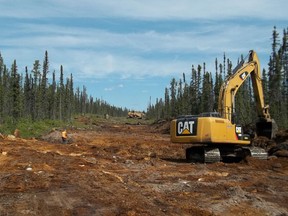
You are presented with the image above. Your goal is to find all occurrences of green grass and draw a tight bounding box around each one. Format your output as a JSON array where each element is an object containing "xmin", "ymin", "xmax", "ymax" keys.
[
  {"xmin": 0, "ymin": 119, "xmax": 67, "ymax": 139},
  {"xmin": 0, "ymin": 115, "xmax": 156, "ymax": 139}
]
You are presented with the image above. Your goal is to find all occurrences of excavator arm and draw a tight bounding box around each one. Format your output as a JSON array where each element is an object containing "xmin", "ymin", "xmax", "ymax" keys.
[{"xmin": 218, "ymin": 50, "xmax": 276, "ymax": 138}]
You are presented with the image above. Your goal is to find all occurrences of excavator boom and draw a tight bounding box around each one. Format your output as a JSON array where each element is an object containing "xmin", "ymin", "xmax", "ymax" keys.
[{"xmin": 218, "ymin": 50, "xmax": 277, "ymax": 139}]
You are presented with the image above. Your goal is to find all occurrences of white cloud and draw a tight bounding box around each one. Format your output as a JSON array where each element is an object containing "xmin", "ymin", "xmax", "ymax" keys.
[
  {"xmin": 0, "ymin": 0, "xmax": 286, "ymax": 91},
  {"xmin": 104, "ymin": 87, "xmax": 113, "ymax": 91},
  {"xmin": 1, "ymin": 20, "xmax": 275, "ymax": 81},
  {"xmin": 0, "ymin": 30, "xmax": 275, "ymax": 89},
  {"xmin": 1, "ymin": 0, "xmax": 287, "ymax": 20},
  {"xmin": 103, "ymin": 83, "xmax": 124, "ymax": 92},
  {"xmin": 0, "ymin": 0, "xmax": 286, "ymax": 110}
]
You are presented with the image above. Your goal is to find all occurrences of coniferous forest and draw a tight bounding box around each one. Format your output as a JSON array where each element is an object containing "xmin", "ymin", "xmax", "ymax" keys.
[
  {"xmin": 0, "ymin": 50, "xmax": 128, "ymax": 126},
  {"xmin": 146, "ymin": 27, "xmax": 288, "ymax": 129},
  {"xmin": 1, "ymin": 27, "xmax": 287, "ymax": 131}
]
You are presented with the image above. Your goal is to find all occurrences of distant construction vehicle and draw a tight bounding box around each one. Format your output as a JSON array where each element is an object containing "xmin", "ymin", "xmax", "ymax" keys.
[{"xmin": 128, "ymin": 111, "xmax": 145, "ymax": 119}]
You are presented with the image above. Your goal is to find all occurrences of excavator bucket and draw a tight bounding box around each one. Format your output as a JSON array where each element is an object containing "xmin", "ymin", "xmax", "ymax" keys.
[{"xmin": 256, "ymin": 119, "xmax": 278, "ymax": 139}]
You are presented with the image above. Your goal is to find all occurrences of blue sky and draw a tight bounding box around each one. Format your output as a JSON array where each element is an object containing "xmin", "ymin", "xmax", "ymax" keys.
[{"xmin": 0, "ymin": 0, "xmax": 287, "ymax": 111}]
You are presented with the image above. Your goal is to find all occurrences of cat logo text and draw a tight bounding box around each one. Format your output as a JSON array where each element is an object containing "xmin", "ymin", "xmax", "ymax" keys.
[{"xmin": 176, "ymin": 119, "xmax": 197, "ymax": 136}]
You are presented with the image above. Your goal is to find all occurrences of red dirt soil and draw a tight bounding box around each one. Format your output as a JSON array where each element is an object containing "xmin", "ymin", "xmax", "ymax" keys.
[{"xmin": 0, "ymin": 120, "xmax": 287, "ymax": 215}]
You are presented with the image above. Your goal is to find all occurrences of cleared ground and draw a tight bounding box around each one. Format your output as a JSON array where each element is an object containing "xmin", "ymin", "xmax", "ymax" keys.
[{"xmin": 0, "ymin": 118, "xmax": 287, "ymax": 215}]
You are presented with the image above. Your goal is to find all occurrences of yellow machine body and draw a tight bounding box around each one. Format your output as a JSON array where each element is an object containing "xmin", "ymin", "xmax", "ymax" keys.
[{"xmin": 170, "ymin": 116, "xmax": 250, "ymax": 145}]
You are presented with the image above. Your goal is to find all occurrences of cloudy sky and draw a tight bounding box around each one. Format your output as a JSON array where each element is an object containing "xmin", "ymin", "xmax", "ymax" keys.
[{"xmin": 0, "ymin": 0, "xmax": 287, "ymax": 111}]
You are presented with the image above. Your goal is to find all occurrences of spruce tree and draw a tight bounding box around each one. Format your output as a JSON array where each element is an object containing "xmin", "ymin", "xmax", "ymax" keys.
[
  {"xmin": 164, "ymin": 87, "xmax": 170, "ymax": 119},
  {"xmin": 24, "ymin": 66, "xmax": 32, "ymax": 118},
  {"xmin": 190, "ymin": 65, "xmax": 197, "ymax": 114},
  {"xmin": 32, "ymin": 60, "xmax": 41, "ymax": 120},
  {"xmin": 10, "ymin": 60, "xmax": 21, "ymax": 121},
  {"xmin": 170, "ymin": 78, "xmax": 177, "ymax": 117}
]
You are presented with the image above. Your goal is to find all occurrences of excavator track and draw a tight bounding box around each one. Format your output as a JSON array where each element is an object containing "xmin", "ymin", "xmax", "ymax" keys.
[
  {"xmin": 186, "ymin": 146, "xmax": 221, "ymax": 163},
  {"xmin": 243, "ymin": 146, "xmax": 268, "ymax": 160},
  {"xmin": 204, "ymin": 147, "xmax": 221, "ymax": 163},
  {"xmin": 186, "ymin": 145, "xmax": 267, "ymax": 163}
]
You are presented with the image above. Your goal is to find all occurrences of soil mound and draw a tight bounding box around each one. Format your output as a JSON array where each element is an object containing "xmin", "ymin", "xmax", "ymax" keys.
[{"xmin": 252, "ymin": 129, "xmax": 288, "ymax": 157}]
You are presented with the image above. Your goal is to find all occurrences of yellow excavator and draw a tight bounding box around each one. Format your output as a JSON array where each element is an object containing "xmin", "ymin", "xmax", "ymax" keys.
[{"xmin": 170, "ymin": 50, "xmax": 277, "ymax": 163}]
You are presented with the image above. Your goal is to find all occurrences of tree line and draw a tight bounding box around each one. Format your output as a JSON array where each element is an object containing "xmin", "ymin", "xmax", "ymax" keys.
[
  {"xmin": 0, "ymin": 51, "xmax": 128, "ymax": 125},
  {"xmin": 147, "ymin": 26, "xmax": 288, "ymax": 129}
]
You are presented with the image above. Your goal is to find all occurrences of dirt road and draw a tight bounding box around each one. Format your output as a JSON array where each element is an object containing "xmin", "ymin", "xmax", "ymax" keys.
[{"xmin": 0, "ymin": 121, "xmax": 287, "ymax": 215}]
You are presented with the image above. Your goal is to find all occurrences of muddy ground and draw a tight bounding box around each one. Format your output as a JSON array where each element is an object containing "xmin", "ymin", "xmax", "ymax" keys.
[{"xmin": 0, "ymin": 119, "xmax": 287, "ymax": 216}]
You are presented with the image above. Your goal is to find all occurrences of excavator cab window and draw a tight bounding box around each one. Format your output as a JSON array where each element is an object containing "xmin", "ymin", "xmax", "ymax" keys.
[
  {"xmin": 177, "ymin": 115, "xmax": 198, "ymax": 119},
  {"xmin": 199, "ymin": 112, "xmax": 221, "ymax": 118}
]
